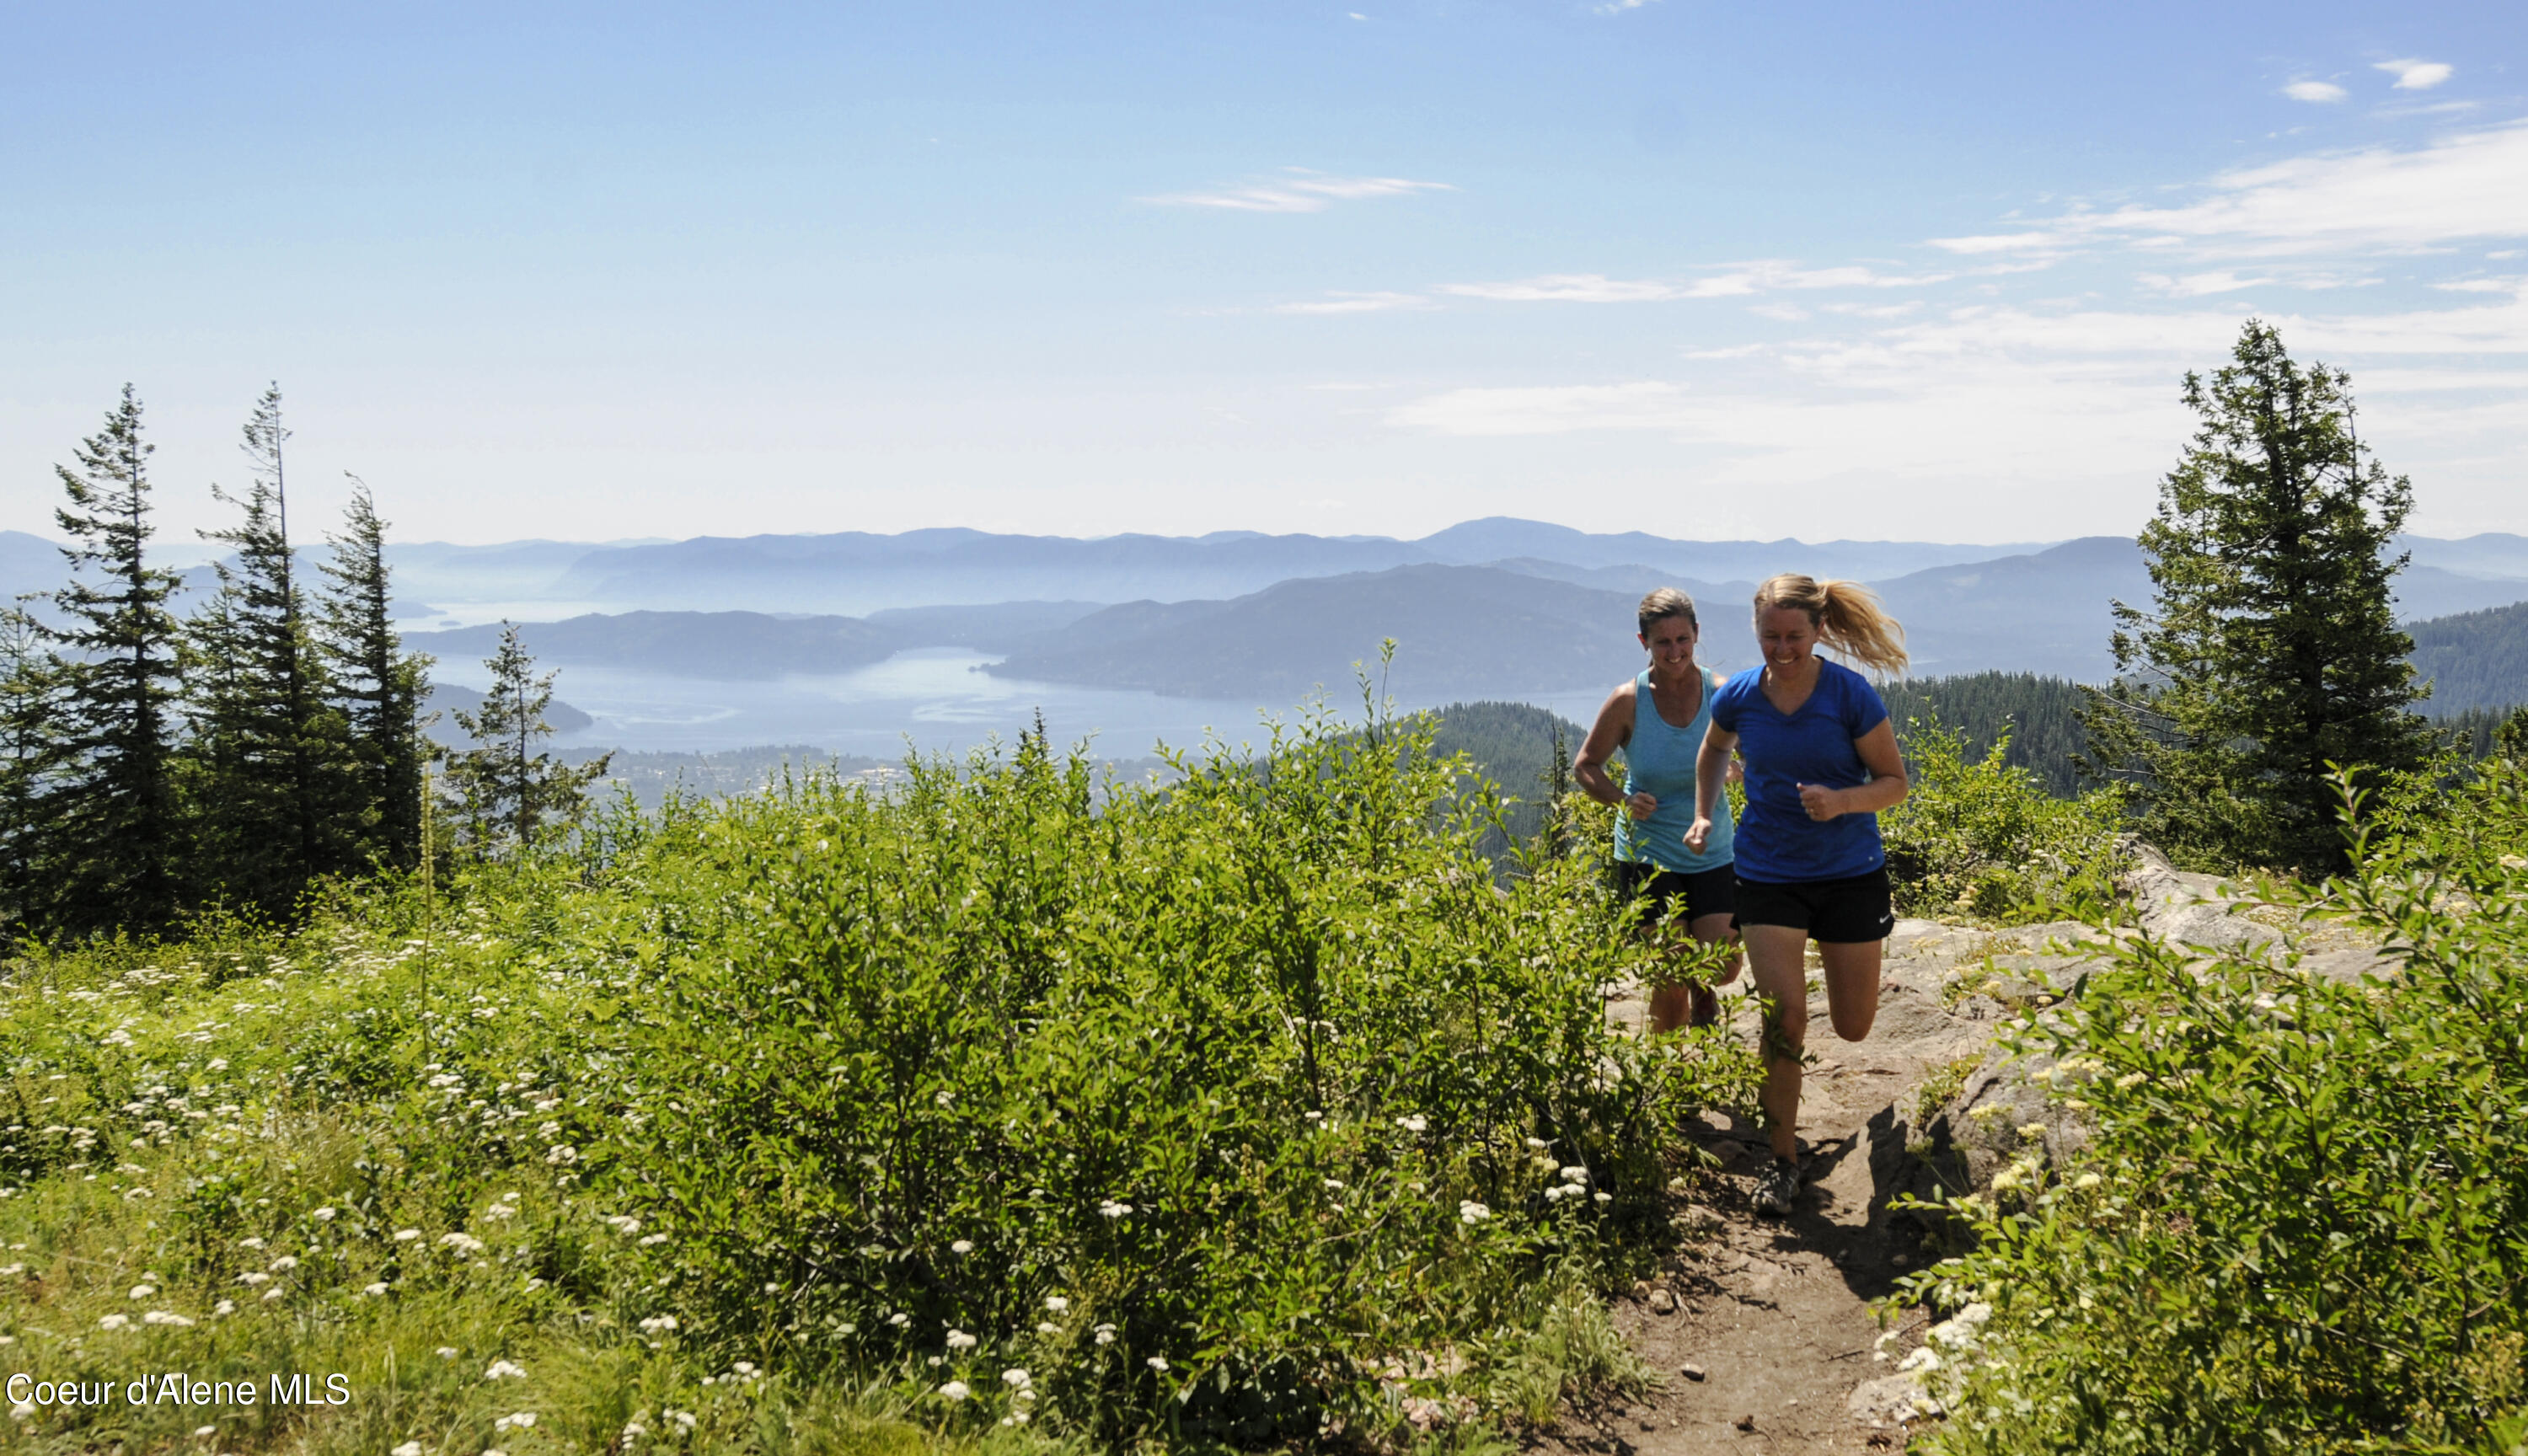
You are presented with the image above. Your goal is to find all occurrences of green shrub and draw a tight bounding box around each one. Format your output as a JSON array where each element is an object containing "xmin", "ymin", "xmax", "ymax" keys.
[
  {"xmin": 1882, "ymin": 721, "xmax": 2127, "ymax": 924},
  {"xmin": 1895, "ymin": 761, "xmax": 2528, "ymax": 1454},
  {"xmin": 619, "ymin": 704, "xmax": 1754, "ymax": 1445},
  {"xmin": 0, "ymin": 696, "xmax": 1757, "ymax": 1453}
]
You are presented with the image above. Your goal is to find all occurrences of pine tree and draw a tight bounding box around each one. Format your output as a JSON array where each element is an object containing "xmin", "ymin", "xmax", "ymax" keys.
[
  {"xmin": 0, "ymin": 607, "xmax": 65, "ymax": 943},
  {"xmin": 2081, "ymin": 320, "xmax": 2433, "ymax": 874},
  {"xmin": 184, "ymin": 386, "xmax": 363, "ymax": 918},
  {"xmin": 442, "ymin": 624, "xmax": 610, "ymax": 858},
  {"xmin": 319, "ymin": 474, "xmax": 431, "ymax": 871},
  {"xmin": 46, "ymin": 385, "xmax": 188, "ymax": 934}
]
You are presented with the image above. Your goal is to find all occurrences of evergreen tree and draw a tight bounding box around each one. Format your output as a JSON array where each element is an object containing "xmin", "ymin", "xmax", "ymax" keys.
[
  {"xmin": 0, "ymin": 606, "xmax": 65, "ymax": 943},
  {"xmin": 319, "ymin": 474, "xmax": 431, "ymax": 871},
  {"xmin": 45, "ymin": 385, "xmax": 187, "ymax": 934},
  {"xmin": 2081, "ymin": 320, "xmax": 2433, "ymax": 873},
  {"xmin": 184, "ymin": 385, "xmax": 363, "ymax": 918},
  {"xmin": 442, "ymin": 624, "xmax": 610, "ymax": 858}
]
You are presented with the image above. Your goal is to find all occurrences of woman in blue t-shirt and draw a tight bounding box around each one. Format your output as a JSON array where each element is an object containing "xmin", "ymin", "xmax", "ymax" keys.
[
  {"xmin": 1574, "ymin": 588, "xmax": 1740, "ymax": 1032},
  {"xmin": 1684, "ymin": 574, "xmax": 1910, "ymax": 1216}
]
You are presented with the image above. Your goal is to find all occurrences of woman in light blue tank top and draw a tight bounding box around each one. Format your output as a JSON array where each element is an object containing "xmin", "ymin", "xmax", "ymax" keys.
[{"xmin": 1573, "ymin": 588, "xmax": 1742, "ymax": 1032}]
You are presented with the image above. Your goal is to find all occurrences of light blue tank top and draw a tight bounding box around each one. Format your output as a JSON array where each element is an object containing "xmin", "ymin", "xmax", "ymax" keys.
[{"xmin": 1614, "ymin": 667, "xmax": 1734, "ymax": 874}]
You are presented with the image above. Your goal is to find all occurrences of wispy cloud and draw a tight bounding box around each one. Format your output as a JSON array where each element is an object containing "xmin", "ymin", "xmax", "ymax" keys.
[
  {"xmin": 1272, "ymin": 292, "xmax": 1433, "ymax": 315},
  {"xmin": 1930, "ymin": 120, "xmax": 2528, "ymax": 259},
  {"xmin": 1593, "ymin": 0, "xmax": 1654, "ymax": 12},
  {"xmin": 2136, "ymin": 270, "xmax": 2274, "ymax": 297},
  {"xmin": 1438, "ymin": 262, "xmax": 1947, "ymax": 302},
  {"xmin": 2284, "ymin": 80, "xmax": 2349, "ymax": 104},
  {"xmin": 1147, "ymin": 169, "xmax": 1454, "ymax": 214},
  {"xmin": 2375, "ymin": 58, "xmax": 2454, "ymax": 91}
]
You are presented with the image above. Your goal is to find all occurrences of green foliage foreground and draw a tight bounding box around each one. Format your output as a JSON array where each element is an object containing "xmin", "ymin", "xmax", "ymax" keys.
[
  {"xmin": 0, "ymin": 705, "xmax": 1758, "ymax": 1453},
  {"xmin": 1903, "ymin": 759, "xmax": 2528, "ymax": 1455}
]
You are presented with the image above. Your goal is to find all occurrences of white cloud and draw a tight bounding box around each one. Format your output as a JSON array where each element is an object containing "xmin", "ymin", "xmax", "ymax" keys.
[
  {"xmin": 2136, "ymin": 270, "xmax": 2274, "ymax": 297},
  {"xmin": 1931, "ymin": 121, "xmax": 2528, "ymax": 259},
  {"xmin": 1438, "ymin": 262, "xmax": 1947, "ymax": 302},
  {"xmin": 1147, "ymin": 169, "xmax": 1454, "ymax": 214},
  {"xmin": 1381, "ymin": 285, "xmax": 2528, "ymax": 527},
  {"xmin": 1272, "ymin": 291, "xmax": 1433, "ymax": 315},
  {"xmin": 2284, "ymin": 80, "xmax": 2349, "ymax": 104},
  {"xmin": 2375, "ymin": 58, "xmax": 2453, "ymax": 91},
  {"xmin": 1594, "ymin": 0, "xmax": 1653, "ymax": 12}
]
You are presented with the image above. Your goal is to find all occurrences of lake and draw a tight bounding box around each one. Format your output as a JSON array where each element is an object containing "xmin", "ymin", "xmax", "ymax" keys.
[{"xmin": 432, "ymin": 647, "xmax": 1612, "ymax": 759}]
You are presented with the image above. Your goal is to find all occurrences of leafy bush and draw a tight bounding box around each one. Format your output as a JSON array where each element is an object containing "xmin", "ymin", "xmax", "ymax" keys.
[
  {"xmin": 0, "ymin": 698, "xmax": 1756, "ymax": 1453},
  {"xmin": 1896, "ymin": 762, "xmax": 2528, "ymax": 1454},
  {"xmin": 1881, "ymin": 721, "xmax": 2128, "ymax": 924},
  {"xmin": 620, "ymin": 704, "xmax": 1754, "ymax": 1444}
]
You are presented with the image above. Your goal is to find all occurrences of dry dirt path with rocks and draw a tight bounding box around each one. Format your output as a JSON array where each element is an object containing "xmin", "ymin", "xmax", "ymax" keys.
[
  {"xmin": 1551, "ymin": 856, "xmax": 2391, "ymax": 1455},
  {"xmin": 1551, "ymin": 918, "xmax": 2113, "ymax": 1455}
]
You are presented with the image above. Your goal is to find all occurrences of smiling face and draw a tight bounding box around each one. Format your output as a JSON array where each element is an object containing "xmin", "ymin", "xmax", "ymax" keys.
[
  {"xmin": 1638, "ymin": 613, "xmax": 1700, "ymax": 677},
  {"xmin": 1754, "ymin": 604, "xmax": 1819, "ymax": 672}
]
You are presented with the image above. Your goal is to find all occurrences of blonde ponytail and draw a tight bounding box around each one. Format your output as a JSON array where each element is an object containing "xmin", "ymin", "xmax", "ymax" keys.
[{"xmin": 1752, "ymin": 574, "xmax": 1909, "ymax": 676}]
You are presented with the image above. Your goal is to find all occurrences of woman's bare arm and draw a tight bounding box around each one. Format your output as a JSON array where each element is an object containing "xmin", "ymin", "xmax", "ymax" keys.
[
  {"xmin": 1684, "ymin": 722, "xmax": 1738, "ymax": 852},
  {"xmin": 1572, "ymin": 684, "xmax": 1652, "ymax": 816},
  {"xmin": 1795, "ymin": 718, "xmax": 1909, "ymax": 821}
]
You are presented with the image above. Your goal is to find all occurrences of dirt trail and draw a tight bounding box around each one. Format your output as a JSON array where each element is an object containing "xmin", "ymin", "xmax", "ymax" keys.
[{"xmin": 1561, "ymin": 918, "xmax": 2091, "ymax": 1453}]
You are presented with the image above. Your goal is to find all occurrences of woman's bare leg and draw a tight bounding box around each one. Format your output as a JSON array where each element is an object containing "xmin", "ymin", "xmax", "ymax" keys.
[
  {"xmin": 1741, "ymin": 923, "xmax": 1811, "ymax": 1160},
  {"xmin": 1652, "ymin": 912, "xmax": 1743, "ymax": 1033},
  {"xmin": 1817, "ymin": 939, "xmax": 1883, "ymax": 1041},
  {"xmin": 1685, "ymin": 912, "xmax": 1740, "ymax": 1027}
]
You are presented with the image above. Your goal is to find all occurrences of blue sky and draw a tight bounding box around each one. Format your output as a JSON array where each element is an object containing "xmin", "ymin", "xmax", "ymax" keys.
[{"xmin": 3, "ymin": 1, "xmax": 2524, "ymax": 547}]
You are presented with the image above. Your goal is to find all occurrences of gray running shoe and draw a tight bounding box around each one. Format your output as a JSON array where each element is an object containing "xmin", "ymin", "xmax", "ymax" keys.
[{"xmin": 1752, "ymin": 1157, "xmax": 1801, "ymax": 1216}]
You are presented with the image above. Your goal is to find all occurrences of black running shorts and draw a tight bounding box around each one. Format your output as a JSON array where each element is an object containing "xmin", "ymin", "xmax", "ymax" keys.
[
  {"xmin": 1733, "ymin": 865, "xmax": 1895, "ymax": 944},
  {"xmin": 1613, "ymin": 859, "xmax": 1737, "ymax": 931}
]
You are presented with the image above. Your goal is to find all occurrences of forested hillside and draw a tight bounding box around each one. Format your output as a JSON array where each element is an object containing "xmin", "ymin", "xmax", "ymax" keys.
[
  {"xmin": 1882, "ymin": 672, "xmax": 2091, "ymax": 796},
  {"xmin": 2409, "ymin": 598, "xmax": 2528, "ymax": 713}
]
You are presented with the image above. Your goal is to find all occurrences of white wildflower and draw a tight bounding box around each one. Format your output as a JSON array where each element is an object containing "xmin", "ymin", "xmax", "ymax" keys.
[
  {"xmin": 494, "ymin": 1412, "xmax": 538, "ymax": 1431},
  {"xmin": 1459, "ymin": 1201, "xmax": 1492, "ymax": 1223},
  {"xmin": 1524, "ymin": 1137, "xmax": 1549, "ymax": 1151},
  {"xmin": 1097, "ymin": 1200, "xmax": 1132, "ymax": 1218},
  {"xmin": 130, "ymin": 1283, "xmax": 157, "ymax": 1299},
  {"xmin": 393, "ymin": 1228, "xmax": 420, "ymax": 1242},
  {"xmin": 436, "ymin": 1347, "xmax": 458, "ymax": 1358},
  {"xmin": 945, "ymin": 1329, "xmax": 977, "ymax": 1351},
  {"xmin": 212, "ymin": 1299, "xmax": 237, "ymax": 1316},
  {"xmin": 1896, "ymin": 1346, "xmax": 1942, "ymax": 1373},
  {"xmin": 237, "ymin": 1271, "xmax": 272, "ymax": 1286},
  {"xmin": 1558, "ymin": 1166, "xmax": 1588, "ymax": 1184},
  {"xmin": 394, "ymin": 1443, "xmax": 424, "ymax": 1456},
  {"xmin": 439, "ymin": 1233, "xmax": 485, "ymax": 1255},
  {"xmin": 239, "ymin": 1237, "xmax": 266, "ymax": 1250},
  {"xmin": 269, "ymin": 1255, "xmax": 299, "ymax": 1271},
  {"xmin": 365, "ymin": 1282, "xmax": 390, "ymax": 1297},
  {"xmin": 312, "ymin": 1207, "xmax": 337, "ymax": 1221},
  {"xmin": 485, "ymin": 1359, "xmax": 527, "ymax": 1380},
  {"xmin": 481, "ymin": 1203, "xmax": 517, "ymax": 1222},
  {"xmin": 142, "ymin": 1310, "xmax": 194, "ymax": 1326},
  {"xmin": 637, "ymin": 1233, "xmax": 669, "ymax": 1246},
  {"xmin": 1002, "ymin": 1368, "xmax": 1031, "ymax": 1387},
  {"xmin": 950, "ymin": 1239, "xmax": 973, "ymax": 1254},
  {"xmin": 1396, "ymin": 1115, "xmax": 1427, "ymax": 1133},
  {"xmin": 937, "ymin": 1381, "xmax": 970, "ymax": 1401},
  {"xmin": 1044, "ymin": 1295, "xmax": 1070, "ymax": 1314},
  {"xmin": 98, "ymin": 1314, "xmax": 131, "ymax": 1330},
  {"xmin": 1147, "ymin": 1356, "xmax": 1169, "ymax": 1372}
]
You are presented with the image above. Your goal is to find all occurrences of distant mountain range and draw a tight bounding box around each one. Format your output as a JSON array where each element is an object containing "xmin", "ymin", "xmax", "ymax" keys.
[{"xmin": 10, "ymin": 520, "xmax": 2528, "ymax": 725}]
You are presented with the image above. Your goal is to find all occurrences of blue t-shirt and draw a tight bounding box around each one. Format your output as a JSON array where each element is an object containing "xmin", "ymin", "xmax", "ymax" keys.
[{"xmin": 1708, "ymin": 658, "xmax": 1891, "ymax": 883}]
